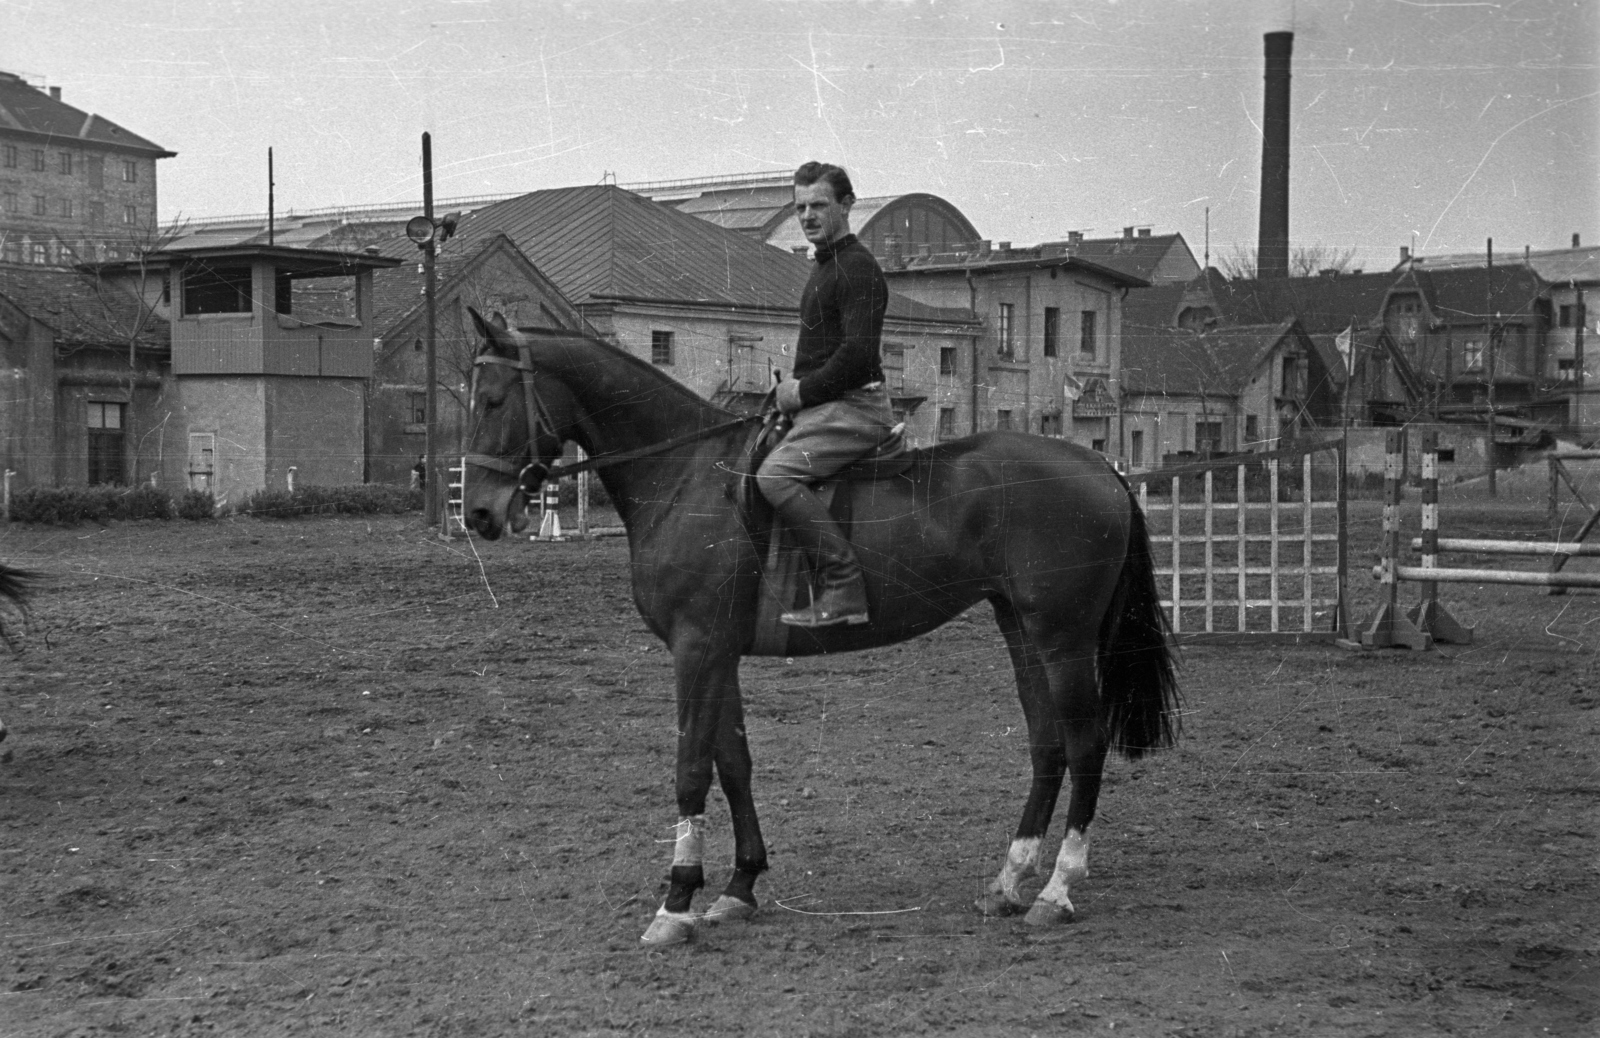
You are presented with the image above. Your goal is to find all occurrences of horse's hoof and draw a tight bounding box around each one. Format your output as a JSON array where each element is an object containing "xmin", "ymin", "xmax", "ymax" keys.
[
  {"xmin": 701, "ymin": 895, "xmax": 758, "ymax": 924},
  {"xmin": 1023, "ymin": 900, "xmax": 1074, "ymax": 926},
  {"xmin": 639, "ymin": 909, "xmax": 696, "ymax": 946},
  {"xmin": 974, "ymin": 891, "xmax": 1025, "ymax": 917}
]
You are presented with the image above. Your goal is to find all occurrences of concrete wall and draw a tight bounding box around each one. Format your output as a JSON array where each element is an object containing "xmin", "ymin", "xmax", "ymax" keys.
[
  {"xmin": 1343, "ymin": 425, "xmax": 1493, "ymax": 485},
  {"xmin": 175, "ymin": 376, "xmax": 267, "ymax": 507}
]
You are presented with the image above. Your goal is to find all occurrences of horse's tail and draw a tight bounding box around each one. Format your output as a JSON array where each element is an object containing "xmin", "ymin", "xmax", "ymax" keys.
[
  {"xmin": 1097, "ymin": 493, "xmax": 1180, "ymax": 759},
  {"xmin": 0, "ymin": 563, "xmax": 36, "ymax": 650}
]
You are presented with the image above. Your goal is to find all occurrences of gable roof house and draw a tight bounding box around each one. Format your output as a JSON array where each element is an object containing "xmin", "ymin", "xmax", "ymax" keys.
[
  {"xmin": 1119, "ymin": 315, "xmax": 1325, "ymax": 468},
  {"xmin": 0, "ymin": 262, "xmax": 175, "ymax": 490}
]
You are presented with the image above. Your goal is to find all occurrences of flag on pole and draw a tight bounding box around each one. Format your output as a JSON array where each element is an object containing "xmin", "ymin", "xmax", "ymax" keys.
[
  {"xmin": 1063, "ymin": 373, "xmax": 1084, "ymax": 402},
  {"xmin": 1335, "ymin": 325, "xmax": 1354, "ymax": 374}
]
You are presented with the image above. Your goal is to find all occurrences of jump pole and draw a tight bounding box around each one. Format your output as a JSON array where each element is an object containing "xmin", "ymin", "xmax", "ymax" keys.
[
  {"xmin": 1406, "ymin": 430, "xmax": 1474, "ymax": 644},
  {"xmin": 1359, "ymin": 430, "xmax": 1432, "ymax": 649}
]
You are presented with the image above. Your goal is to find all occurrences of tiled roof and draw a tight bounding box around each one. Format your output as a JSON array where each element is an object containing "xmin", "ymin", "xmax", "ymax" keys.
[
  {"xmin": 1524, "ymin": 246, "xmax": 1600, "ymax": 285},
  {"xmin": 1403, "ymin": 265, "xmax": 1547, "ymax": 320},
  {"xmin": 1206, "ymin": 271, "xmax": 1398, "ymax": 334},
  {"xmin": 0, "ymin": 72, "xmax": 174, "ymax": 156},
  {"xmin": 0, "ymin": 263, "xmax": 168, "ymax": 346},
  {"xmin": 1122, "ymin": 320, "xmax": 1295, "ymax": 396},
  {"xmin": 1046, "ymin": 234, "xmax": 1196, "ymax": 283},
  {"xmin": 449, "ymin": 186, "xmax": 974, "ymax": 324}
]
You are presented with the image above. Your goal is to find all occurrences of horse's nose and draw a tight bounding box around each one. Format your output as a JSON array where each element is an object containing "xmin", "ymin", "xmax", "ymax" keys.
[{"xmin": 467, "ymin": 508, "xmax": 502, "ymax": 540}]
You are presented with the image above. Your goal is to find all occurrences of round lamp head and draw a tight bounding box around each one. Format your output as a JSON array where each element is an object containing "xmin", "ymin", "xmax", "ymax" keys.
[{"xmin": 405, "ymin": 216, "xmax": 435, "ymax": 245}]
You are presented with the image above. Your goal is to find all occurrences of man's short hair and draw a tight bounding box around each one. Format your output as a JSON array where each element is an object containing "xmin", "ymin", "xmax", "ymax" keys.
[{"xmin": 793, "ymin": 162, "xmax": 854, "ymax": 203}]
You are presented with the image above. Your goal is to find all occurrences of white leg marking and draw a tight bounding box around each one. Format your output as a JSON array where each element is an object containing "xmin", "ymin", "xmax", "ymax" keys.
[
  {"xmin": 986, "ymin": 836, "xmax": 1042, "ymax": 905},
  {"xmin": 1036, "ymin": 827, "xmax": 1090, "ymax": 911},
  {"xmin": 671, "ymin": 814, "xmax": 706, "ymax": 867}
]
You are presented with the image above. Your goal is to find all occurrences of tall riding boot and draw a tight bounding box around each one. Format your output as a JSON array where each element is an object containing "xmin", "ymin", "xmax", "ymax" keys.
[{"xmin": 768, "ymin": 484, "xmax": 870, "ymax": 627}]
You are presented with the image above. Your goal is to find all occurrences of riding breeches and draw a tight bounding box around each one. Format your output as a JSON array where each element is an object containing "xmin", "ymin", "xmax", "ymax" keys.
[{"xmin": 755, "ymin": 387, "xmax": 896, "ymax": 508}]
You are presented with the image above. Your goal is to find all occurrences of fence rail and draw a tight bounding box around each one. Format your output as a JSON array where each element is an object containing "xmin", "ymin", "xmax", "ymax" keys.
[{"xmin": 1129, "ymin": 438, "xmax": 1348, "ymax": 643}]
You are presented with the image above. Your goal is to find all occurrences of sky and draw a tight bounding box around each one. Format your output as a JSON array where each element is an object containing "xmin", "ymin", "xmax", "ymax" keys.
[{"xmin": 4, "ymin": 0, "xmax": 1596, "ymax": 272}]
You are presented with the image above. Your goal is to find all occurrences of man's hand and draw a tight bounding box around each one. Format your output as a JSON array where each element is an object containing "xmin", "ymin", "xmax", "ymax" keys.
[{"xmin": 776, "ymin": 377, "xmax": 805, "ymax": 415}]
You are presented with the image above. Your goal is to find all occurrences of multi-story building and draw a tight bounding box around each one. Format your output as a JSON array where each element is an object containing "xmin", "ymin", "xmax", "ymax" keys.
[{"xmin": 0, "ymin": 71, "xmax": 176, "ymax": 266}]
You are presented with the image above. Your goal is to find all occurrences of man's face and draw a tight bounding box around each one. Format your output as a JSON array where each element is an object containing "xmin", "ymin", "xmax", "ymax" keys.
[{"xmin": 794, "ymin": 182, "xmax": 853, "ymax": 247}]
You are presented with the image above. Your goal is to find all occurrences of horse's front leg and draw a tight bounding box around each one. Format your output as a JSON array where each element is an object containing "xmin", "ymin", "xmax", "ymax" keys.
[{"xmin": 640, "ymin": 632, "xmax": 763, "ymax": 945}]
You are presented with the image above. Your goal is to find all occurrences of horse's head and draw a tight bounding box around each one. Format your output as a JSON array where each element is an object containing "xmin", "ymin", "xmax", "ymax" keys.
[{"xmin": 463, "ymin": 308, "xmax": 572, "ymax": 539}]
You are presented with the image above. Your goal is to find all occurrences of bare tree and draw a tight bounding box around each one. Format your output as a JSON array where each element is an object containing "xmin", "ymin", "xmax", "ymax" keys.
[
  {"xmin": 1218, "ymin": 244, "xmax": 1358, "ymax": 280},
  {"xmin": 63, "ymin": 216, "xmax": 189, "ymax": 485}
]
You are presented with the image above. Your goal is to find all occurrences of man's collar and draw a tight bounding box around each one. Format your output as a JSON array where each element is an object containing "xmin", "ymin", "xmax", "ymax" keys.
[{"xmin": 814, "ymin": 234, "xmax": 858, "ymax": 262}]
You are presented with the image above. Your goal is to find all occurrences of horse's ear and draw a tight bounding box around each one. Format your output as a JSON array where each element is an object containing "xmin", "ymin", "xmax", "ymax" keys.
[{"xmin": 468, "ymin": 306, "xmax": 504, "ymax": 341}]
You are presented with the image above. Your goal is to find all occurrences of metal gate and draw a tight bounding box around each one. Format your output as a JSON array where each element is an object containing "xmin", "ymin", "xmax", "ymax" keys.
[{"xmin": 1127, "ymin": 438, "xmax": 1348, "ymax": 643}]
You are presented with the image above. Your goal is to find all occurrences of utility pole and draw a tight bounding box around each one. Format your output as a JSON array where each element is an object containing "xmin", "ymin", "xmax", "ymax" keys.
[
  {"xmin": 1575, "ymin": 285, "xmax": 1587, "ymax": 432},
  {"xmin": 422, "ymin": 133, "xmax": 440, "ymax": 527},
  {"xmin": 1486, "ymin": 238, "xmax": 1496, "ymax": 499}
]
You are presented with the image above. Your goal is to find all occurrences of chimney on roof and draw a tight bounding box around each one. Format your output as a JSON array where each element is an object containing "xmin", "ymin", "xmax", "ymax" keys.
[
  {"xmin": 1067, "ymin": 231, "xmax": 1082, "ymax": 250},
  {"xmin": 791, "ymin": 245, "xmax": 809, "ymax": 256},
  {"xmin": 49, "ymin": 86, "xmax": 61, "ymax": 101},
  {"xmin": 1575, "ymin": 233, "xmax": 1582, "ymax": 249},
  {"xmin": 1399, "ymin": 245, "xmax": 1410, "ymax": 264},
  {"xmin": 1138, "ymin": 228, "xmax": 1151, "ymax": 238},
  {"xmin": 1122, "ymin": 227, "xmax": 1134, "ymax": 240},
  {"xmin": 1258, "ymin": 31, "xmax": 1293, "ymax": 281},
  {"xmin": 996, "ymin": 241, "xmax": 1010, "ymax": 253},
  {"xmin": 977, "ymin": 240, "xmax": 992, "ymax": 259}
]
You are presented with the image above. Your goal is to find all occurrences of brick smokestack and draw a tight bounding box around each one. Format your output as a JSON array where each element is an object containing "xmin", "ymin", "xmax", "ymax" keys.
[{"xmin": 1257, "ymin": 31, "xmax": 1292, "ymax": 281}]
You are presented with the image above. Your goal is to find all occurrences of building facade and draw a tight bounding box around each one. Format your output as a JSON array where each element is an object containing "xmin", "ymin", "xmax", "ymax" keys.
[{"xmin": 0, "ymin": 71, "xmax": 175, "ymax": 268}]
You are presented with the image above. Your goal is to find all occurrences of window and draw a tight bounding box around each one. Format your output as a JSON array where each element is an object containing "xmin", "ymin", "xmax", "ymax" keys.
[
  {"xmin": 122, "ymin": 160, "xmax": 138, "ymax": 183},
  {"xmin": 1, "ymin": 144, "xmax": 15, "ymax": 168},
  {"xmin": 937, "ymin": 407, "xmax": 957, "ymax": 438},
  {"xmin": 87, "ymin": 402, "xmax": 126, "ymax": 485},
  {"xmin": 58, "ymin": 199, "xmax": 72, "ymax": 219},
  {"xmin": 1, "ymin": 192, "xmax": 15, "ymax": 213},
  {"xmin": 1, "ymin": 240, "xmax": 17, "ymax": 263},
  {"xmin": 1079, "ymin": 310, "xmax": 1098, "ymax": 358},
  {"xmin": 1195, "ymin": 421, "xmax": 1223, "ymax": 454},
  {"xmin": 997, "ymin": 303, "xmax": 1014, "ymax": 358},
  {"xmin": 939, "ymin": 346, "xmax": 957, "ymax": 376},
  {"xmin": 410, "ymin": 392, "xmax": 427, "ymax": 424},
  {"xmin": 1463, "ymin": 341, "xmax": 1484, "ymax": 371},
  {"xmin": 1039, "ymin": 413, "xmax": 1061, "ymax": 437},
  {"xmin": 1043, "ymin": 306, "xmax": 1060, "ymax": 357},
  {"xmin": 996, "ymin": 409, "xmax": 1013, "ymax": 430},
  {"xmin": 1245, "ymin": 414, "xmax": 1259, "ymax": 443},
  {"xmin": 651, "ymin": 330, "xmax": 674, "ymax": 365},
  {"xmin": 30, "ymin": 242, "xmax": 48, "ymax": 265},
  {"xmin": 33, "ymin": 195, "xmax": 47, "ymax": 216},
  {"xmin": 1559, "ymin": 304, "xmax": 1583, "ymax": 329},
  {"xmin": 88, "ymin": 201, "xmax": 104, "ymax": 227},
  {"xmin": 884, "ymin": 349, "xmax": 905, "ymax": 393},
  {"xmin": 59, "ymin": 151, "xmax": 73, "ymax": 175},
  {"xmin": 88, "ymin": 156, "xmax": 103, "ymax": 189},
  {"xmin": 32, "ymin": 149, "xmax": 46, "ymax": 172},
  {"xmin": 123, "ymin": 205, "xmax": 138, "ymax": 226},
  {"xmin": 1558, "ymin": 358, "xmax": 1576, "ymax": 381},
  {"xmin": 182, "ymin": 264, "xmax": 253, "ymax": 315},
  {"xmin": 1130, "ymin": 430, "xmax": 1144, "ymax": 467},
  {"xmin": 1091, "ymin": 438, "xmax": 1106, "ymax": 453}
]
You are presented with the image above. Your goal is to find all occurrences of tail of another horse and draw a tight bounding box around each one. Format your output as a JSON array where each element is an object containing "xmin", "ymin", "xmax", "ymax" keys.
[
  {"xmin": 1097, "ymin": 496, "xmax": 1180, "ymax": 758},
  {"xmin": 0, "ymin": 563, "xmax": 35, "ymax": 650}
]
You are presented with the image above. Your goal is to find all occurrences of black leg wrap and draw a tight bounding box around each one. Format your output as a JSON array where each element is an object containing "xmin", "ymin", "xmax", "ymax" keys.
[{"xmin": 664, "ymin": 865, "xmax": 704, "ymax": 913}]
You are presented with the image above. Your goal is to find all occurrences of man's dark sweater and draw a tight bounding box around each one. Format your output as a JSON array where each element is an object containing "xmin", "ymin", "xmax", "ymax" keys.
[{"xmin": 793, "ymin": 235, "xmax": 887, "ymax": 407}]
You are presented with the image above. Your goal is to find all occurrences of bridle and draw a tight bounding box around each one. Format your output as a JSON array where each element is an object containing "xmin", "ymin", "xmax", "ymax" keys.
[{"xmin": 464, "ymin": 341, "xmax": 760, "ymax": 498}]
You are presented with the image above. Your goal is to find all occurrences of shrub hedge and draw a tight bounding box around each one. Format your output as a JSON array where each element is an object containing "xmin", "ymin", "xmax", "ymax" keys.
[{"xmin": 6, "ymin": 483, "xmax": 422, "ymax": 526}]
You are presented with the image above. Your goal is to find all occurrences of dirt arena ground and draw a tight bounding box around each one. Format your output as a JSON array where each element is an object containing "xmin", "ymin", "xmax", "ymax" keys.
[{"xmin": 1, "ymin": 495, "xmax": 1596, "ymax": 1037}]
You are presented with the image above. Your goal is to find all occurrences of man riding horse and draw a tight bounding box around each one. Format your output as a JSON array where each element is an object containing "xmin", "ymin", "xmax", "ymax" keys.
[{"xmin": 757, "ymin": 161, "xmax": 896, "ymax": 628}]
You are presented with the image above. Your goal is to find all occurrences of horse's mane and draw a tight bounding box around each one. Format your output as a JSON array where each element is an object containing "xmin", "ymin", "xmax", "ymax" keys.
[{"xmin": 511, "ymin": 325, "xmax": 739, "ymax": 420}]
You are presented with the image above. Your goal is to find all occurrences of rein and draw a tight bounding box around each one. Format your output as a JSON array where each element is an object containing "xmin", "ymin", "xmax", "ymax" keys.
[{"xmin": 464, "ymin": 344, "xmax": 760, "ymax": 494}]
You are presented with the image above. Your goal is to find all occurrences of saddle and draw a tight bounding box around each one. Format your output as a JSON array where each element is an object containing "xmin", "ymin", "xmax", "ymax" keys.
[{"xmin": 729, "ymin": 408, "xmax": 913, "ymax": 656}]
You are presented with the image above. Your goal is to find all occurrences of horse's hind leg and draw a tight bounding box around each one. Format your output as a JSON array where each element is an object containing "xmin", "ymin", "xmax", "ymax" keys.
[{"xmin": 978, "ymin": 601, "xmax": 1107, "ymax": 925}]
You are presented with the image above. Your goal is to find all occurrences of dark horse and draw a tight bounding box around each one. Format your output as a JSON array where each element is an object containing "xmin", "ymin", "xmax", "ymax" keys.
[
  {"xmin": 1, "ymin": 562, "xmax": 36, "ymax": 748},
  {"xmin": 462, "ymin": 311, "xmax": 1179, "ymax": 945}
]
